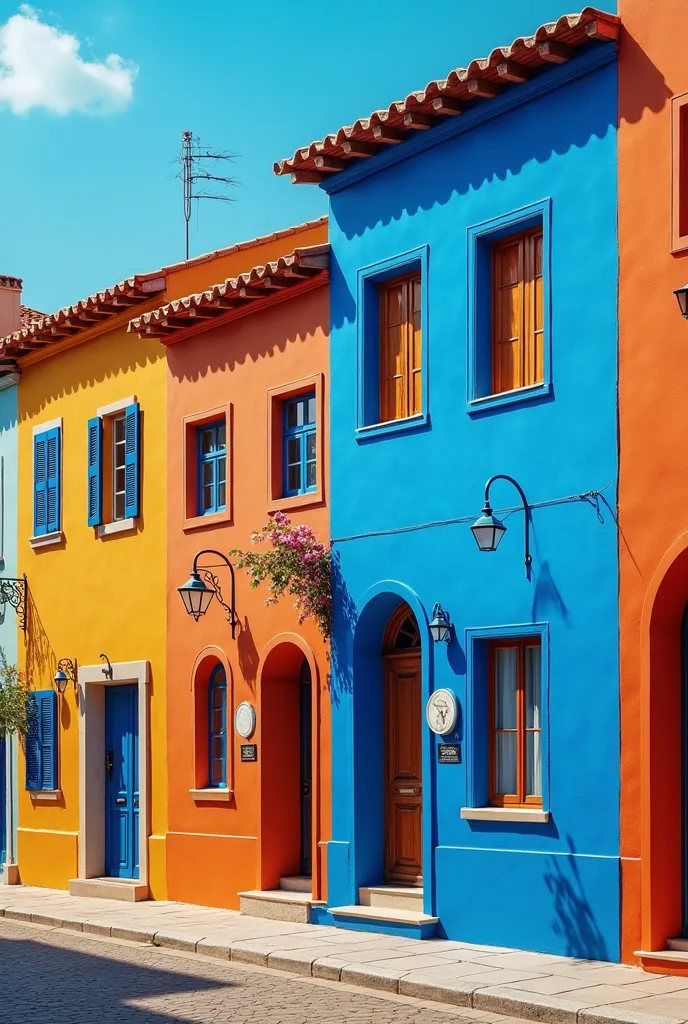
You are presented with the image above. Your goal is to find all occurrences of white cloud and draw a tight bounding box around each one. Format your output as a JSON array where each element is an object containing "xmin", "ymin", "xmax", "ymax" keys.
[{"xmin": 0, "ymin": 5, "xmax": 137, "ymax": 115}]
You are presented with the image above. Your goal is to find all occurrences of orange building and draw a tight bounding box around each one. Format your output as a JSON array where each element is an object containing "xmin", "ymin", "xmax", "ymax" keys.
[
  {"xmin": 129, "ymin": 222, "xmax": 331, "ymax": 914},
  {"xmin": 618, "ymin": 0, "xmax": 688, "ymax": 968}
]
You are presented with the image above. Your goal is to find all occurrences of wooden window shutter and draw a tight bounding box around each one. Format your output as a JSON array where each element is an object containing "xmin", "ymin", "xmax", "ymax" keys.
[
  {"xmin": 39, "ymin": 691, "xmax": 58, "ymax": 790},
  {"xmin": 25, "ymin": 692, "xmax": 41, "ymax": 790},
  {"xmin": 123, "ymin": 402, "xmax": 140, "ymax": 519},
  {"xmin": 87, "ymin": 416, "xmax": 103, "ymax": 527},
  {"xmin": 45, "ymin": 427, "xmax": 61, "ymax": 535},
  {"xmin": 33, "ymin": 434, "xmax": 48, "ymax": 537},
  {"xmin": 379, "ymin": 273, "xmax": 422, "ymax": 422},
  {"xmin": 492, "ymin": 228, "xmax": 543, "ymax": 395}
]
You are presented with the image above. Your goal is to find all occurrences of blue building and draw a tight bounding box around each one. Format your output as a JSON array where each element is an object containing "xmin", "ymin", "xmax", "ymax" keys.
[{"xmin": 276, "ymin": 9, "xmax": 621, "ymax": 958}]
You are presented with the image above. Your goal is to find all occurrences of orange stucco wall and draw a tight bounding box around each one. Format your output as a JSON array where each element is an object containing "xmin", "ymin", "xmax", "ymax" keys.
[
  {"xmin": 165, "ymin": 231, "xmax": 330, "ymax": 910},
  {"xmin": 618, "ymin": 5, "xmax": 688, "ymax": 962}
]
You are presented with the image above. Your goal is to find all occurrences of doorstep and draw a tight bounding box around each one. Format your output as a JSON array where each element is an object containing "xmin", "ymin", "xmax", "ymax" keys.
[
  {"xmin": 238, "ymin": 888, "xmax": 324, "ymax": 925},
  {"xmin": 68, "ymin": 877, "xmax": 149, "ymax": 902},
  {"xmin": 329, "ymin": 903, "xmax": 438, "ymax": 939}
]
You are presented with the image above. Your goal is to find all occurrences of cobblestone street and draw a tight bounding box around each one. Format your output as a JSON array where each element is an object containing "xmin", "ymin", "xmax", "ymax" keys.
[{"xmin": 0, "ymin": 920, "xmax": 532, "ymax": 1024}]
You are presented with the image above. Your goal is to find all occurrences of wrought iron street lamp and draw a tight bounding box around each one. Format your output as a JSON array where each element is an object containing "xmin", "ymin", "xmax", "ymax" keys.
[
  {"xmin": 470, "ymin": 474, "xmax": 532, "ymax": 580},
  {"xmin": 54, "ymin": 658, "xmax": 77, "ymax": 695},
  {"xmin": 178, "ymin": 550, "xmax": 237, "ymax": 638},
  {"xmin": 675, "ymin": 284, "xmax": 688, "ymax": 318},
  {"xmin": 429, "ymin": 603, "xmax": 453, "ymax": 644}
]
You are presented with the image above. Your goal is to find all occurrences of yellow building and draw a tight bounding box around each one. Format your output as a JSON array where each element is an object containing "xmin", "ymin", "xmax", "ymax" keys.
[{"xmin": 0, "ymin": 218, "xmax": 326, "ymax": 898}]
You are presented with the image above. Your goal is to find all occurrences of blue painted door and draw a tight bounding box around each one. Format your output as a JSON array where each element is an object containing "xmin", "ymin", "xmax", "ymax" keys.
[
  {"xmin": 0, "ymin": 735, "xmax": 6, "ymax": 866},
  {"xmin": 105, "ymin": 685, "xmax": 139, "ymax": 879}
]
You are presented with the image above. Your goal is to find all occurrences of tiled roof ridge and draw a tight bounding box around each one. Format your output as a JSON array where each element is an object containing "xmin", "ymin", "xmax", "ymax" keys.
[
  {"xmin": 274, "ymin": 7, "xmax": 619, "ymax": 181},
  {"xmin": 0, "ymin": 275, "xmax": 22, "ymax": 289},
  {"xmin": 20, "ymin": 305, "xmax": 46, "ymax": 328},
  {"xmin": 129, "ymin": 243, "xmax": 329, "ymax": 341}
]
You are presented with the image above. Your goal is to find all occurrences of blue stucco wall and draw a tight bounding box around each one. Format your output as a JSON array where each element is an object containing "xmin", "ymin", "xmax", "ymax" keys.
[
  {"xmin": 327, "ymin": 53, "xmax": 619, "ymax": 959},
  {"xmin": 0, "ymin": 381, "xmax": 19, "ymax": 866}
]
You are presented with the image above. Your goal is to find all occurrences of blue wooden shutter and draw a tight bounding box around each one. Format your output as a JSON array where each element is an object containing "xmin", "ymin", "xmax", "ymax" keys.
[
  {"xmin": 25, "ymin": 693, "xmax": 40, "ymax": 790},
  {"xmin": 39, "ymin": 691, "xmax": 58, "ymax": 790},
  {"xmin": 33, "ymin": 434, "xmax": 48, "ymax": 536},
  {"xmin": 87, "ymin": 417, "xmax": 103, "ymax": 527},
  {"xmin": 124, "ymin": 403, "xmax": 140, "ymax": 519},
  {"xmin": 46, "ymin": 427, "xmax": 61, "ymax": 534}
]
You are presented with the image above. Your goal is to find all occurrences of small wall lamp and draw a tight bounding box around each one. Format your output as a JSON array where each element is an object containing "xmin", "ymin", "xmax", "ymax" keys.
[
  {"xmin": 470, "ymin": 474, "xmax": 532, "ymax": 580},
  {"xmin": 100, "ymin": 653, "xmax": 113, "ymax": 680},
  {"xmin": 429, "ymin": 604, "xmax": 453, "ymax": 644},
  {"xmin": 675, "ymin": 284, "xmax": 688, "ymax": 318},
  {"xmin": 54, "ymin": 658, "xmax": 77, "ymax": 695}
]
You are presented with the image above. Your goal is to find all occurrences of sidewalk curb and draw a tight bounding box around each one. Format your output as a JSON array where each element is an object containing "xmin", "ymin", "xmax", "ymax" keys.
[{"xmin": 0, "ymin": 907, "xmax": 678, "ymax": 1024}]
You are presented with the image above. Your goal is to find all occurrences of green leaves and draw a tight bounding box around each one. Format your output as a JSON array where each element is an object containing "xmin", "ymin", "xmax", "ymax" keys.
[{"xmin": 0, "ymin": 648, "xmax": 28, "ymax": 736}]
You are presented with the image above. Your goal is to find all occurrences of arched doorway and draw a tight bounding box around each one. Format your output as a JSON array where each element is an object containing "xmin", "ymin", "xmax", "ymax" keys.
[{"xmin": 382, "ymin": 603, "xmax": 422, "ymax": 886}]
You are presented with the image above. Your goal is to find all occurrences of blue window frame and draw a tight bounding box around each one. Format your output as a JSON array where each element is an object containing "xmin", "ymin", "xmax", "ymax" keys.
[
  {"xmin": 25, "ymin": 690, "xmax": 58, "ymax": 791},
  {"xmin": 208, "ymin": 664, "xmax": 227, "ymax": 787},
  {"xmin": 197, "ymin": 419, "xmax": 227, "ymax": 515},
  {"xmin": 33, "ymin": 426, "xmax": 61, "ymax": 537},
  {"xmin": 283, "ymin": 393, "xmax": 317, "ymax": 497}
]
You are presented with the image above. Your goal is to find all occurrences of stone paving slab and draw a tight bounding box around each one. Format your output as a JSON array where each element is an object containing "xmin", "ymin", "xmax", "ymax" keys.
[{"xmin": 0, "ymin": 885, "xmax": 686, "ymax": 1024}]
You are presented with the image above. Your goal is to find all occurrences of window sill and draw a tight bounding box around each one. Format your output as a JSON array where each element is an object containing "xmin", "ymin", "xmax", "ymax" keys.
[
  {"xmin": 183, "ymin": 508, "xmax": 232, "ymax": 533},
  {"xmin": 467, "ymin": 382, "xmax": 551, "ymax": 415},
  {"xmin": 268, "ymin": 490, "xmax": 323, "ymax": 514},
  {"xmin": 29, "ymin": 790, "xmax": 62, "ymax": 802},
  {"xmin": 355, "ymin": 413, "xmax": 427, "ymax": 442},
  {"xmin": 29, "ymin": 531, "xmax": 63, "ymax": 550},
  {"xmin": 189, "ymin": 788, "xmax": 232, "ymax": 802},
  {"xmin": 461, "ymin": 806, "xmax": 549, "ymax": 823},
  {"xmin": 97, "ymin": 518, "xmax": 136, "ymax": 538}
]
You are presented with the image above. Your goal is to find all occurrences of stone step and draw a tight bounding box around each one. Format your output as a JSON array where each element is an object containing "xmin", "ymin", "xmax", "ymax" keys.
[
  {"xmin": 359, "ymin": 885, "xmax": 423, "ymax": 912},
  {"xmin": 68, "ymin": 877, "xmax": 149, "ymax": 902},
  {"xmin": 666, "ymin": 937, "xmax": 688, "ymax": 952},
  {"xmin": 238, "ymin": 889, "xmax": 314, "ymax": 925},
  {"xmin": 279, "ymin": 875, "xmax": 312, "ymax": 893},
  {"xmin": 330, "ymin": 904, "xmax": 438, "ymax": 927}
]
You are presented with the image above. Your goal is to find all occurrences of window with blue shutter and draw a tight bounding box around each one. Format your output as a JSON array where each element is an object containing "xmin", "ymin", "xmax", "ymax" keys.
[
  {"xmin": 208, "ymin": 665, "xmax": 227, "ymax": 787},
  {"xmin": 87, "ymin": 417, "xmax": 103, "ymax": 527},
  {"xmin": 33, "ymin": 427, "xmax": 61, "ymax": 536},
  {"xmin": 25, "ymin": 690, "xmax": 58, "ymax": 791},
  {"xmin": 197, "ymin": 420, "xmax": 227, "ymax": 515},
  {"xmin": 124, "ymin": 402, "xmax": 140, "ymax": 519},
  {"xmin": 282, "ymin": 393, "xmax": 317, "ymax": 497}
]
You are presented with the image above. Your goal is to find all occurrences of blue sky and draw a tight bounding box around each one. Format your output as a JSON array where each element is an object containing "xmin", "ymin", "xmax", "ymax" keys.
[{"xmin": 0, "ymin": 0, "xmax": 604, "ymax": 314}]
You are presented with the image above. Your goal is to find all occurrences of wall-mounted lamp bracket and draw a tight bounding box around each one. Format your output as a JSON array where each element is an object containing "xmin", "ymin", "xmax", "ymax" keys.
[{"xmin": 0, "ymin": 575, "xmax": 27, "ymax": 633}]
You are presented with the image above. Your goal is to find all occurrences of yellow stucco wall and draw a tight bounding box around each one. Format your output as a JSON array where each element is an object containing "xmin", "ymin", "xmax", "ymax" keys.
[{"xmin": 16, "ymin": 317, "xmax": 168, "ymax": 894}]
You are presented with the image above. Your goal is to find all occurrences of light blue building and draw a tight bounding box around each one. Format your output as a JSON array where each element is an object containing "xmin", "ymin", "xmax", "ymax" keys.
[{"xmin": 276, "ymin": 8, "xmax": 621, "ymax": 957}]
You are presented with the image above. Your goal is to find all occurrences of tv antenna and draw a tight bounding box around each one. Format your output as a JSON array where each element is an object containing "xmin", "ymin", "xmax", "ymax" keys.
[{"xmin": 180, "ymin": 130, "xmax": 239, "ymax": 261}]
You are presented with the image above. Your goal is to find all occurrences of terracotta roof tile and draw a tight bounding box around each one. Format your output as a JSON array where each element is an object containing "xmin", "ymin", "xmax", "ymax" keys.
[
  {"xmin": 20, "ymin": 305, "xmax": 46, "ymax": 329},
  {"xmin": 274, "ymin": 8, "xmax": 619, "ymax": 182},
  {"xmin": 129, "ymin": 243, "xmax": 329, "ymax": 342}
]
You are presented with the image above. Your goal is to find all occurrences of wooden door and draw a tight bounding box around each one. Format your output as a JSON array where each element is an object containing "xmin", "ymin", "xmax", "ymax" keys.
[{"xmin": 384, "ymin": 653, "xmax": 423, "ymax": 885}]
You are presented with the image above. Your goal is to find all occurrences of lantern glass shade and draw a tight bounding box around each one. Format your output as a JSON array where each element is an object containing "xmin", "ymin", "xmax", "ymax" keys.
[
  {"xmin": 178, "ymin": 571, "xmax": 215, "ymax": 621},
  {"xmin": 675, "ymin": 285, "xmax": 688, "ymax": 318},
  {"xmin": 53, "ymin": 670, "xmax": 68, "ymax": 694},
  {"xmin": 429, "ymin": 604, "xmax": 452, "ymax": 643},
  {"xmin": 470, "ymin": 513, "xmax": 507, "ymax": 553}
]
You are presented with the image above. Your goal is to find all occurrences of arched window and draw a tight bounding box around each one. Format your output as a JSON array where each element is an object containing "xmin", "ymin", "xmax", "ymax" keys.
[
  {"xmin": 383, "ymin": 603, "xmax": 421, "ymax": 654},
  {"xmin": 208, "ymin": 664, "xmax": 227, "ymax": 787}
]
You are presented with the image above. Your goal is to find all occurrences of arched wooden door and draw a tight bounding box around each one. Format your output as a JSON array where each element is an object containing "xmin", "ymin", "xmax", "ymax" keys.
[{"xmin": 383, "ymin": 604, "xmax": 422, "ymax": 885}]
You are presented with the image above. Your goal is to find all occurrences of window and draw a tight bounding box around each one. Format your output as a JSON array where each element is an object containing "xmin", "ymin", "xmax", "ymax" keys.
[
  {"xmin": 672, "ymin": 93, "xmax": 688, "ymax": 253},
  {"xmin": 25, "ymin": 690, "xmax": 58, "ymax": 791},
  {"xmin": 379, "ymin": 273, "xmax": 422, "ymax": 423},
  {"xmin": 491, "ymin": 228, "xmax": 543, "ymax": 396},
  {"xmin": 208, "ymin": 664, "xmax": 227, "ymax": 787},
  {"xmin": 197, "ymin": 420, "xmax": 227, "ymax": 515},
  {"xmin": 88, "ymin": 402, "xmax": 140, "ymax": 530},
  {"xmin": 283, "ymin": 393, "xmax": 316, "ymax": 497},
  {"xmin": 488, "ymin": 638, "xmax": 542, "ymax": 807},
  {"xmin": 33, "ymin": 425, "xmax": 61, "ymax": 537}
]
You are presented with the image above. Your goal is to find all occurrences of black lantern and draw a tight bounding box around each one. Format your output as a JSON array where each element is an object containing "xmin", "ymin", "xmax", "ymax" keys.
[
  {"xmin": 470, "ymin": 506, "xmax": 507, "ymax": 552},
  {"xmin": 178, "ymin": 571, "xmax": 216, "ymax": 621},
  {"xmin": 675, "ymin": 284, "xmax": 688, "ymax": 319},
  {"xmin": 429, "ymin": 603, "xmax": 452, "ymax": 644},
  {"xmin": 54, "ymin": 658, "xmax": 77, "ymax": 695},
  {"xmin": 470, "ymin": 474, "xmax": 532, "ymax": 580},
  {"xmin": 53, "ymin": 670, "xmax": 68, "ymax": 694},
  {"xmin": 178, "ymin": 550, "xmax": 237, "ymax": 637}
]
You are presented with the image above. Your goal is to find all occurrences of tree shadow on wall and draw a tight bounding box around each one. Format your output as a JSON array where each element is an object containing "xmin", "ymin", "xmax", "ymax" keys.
[
  {"xmin": 329, "ymin": 549, "xmax": 357, "ymax": 707},
  {"xmin": 25, "ymin": 588, "xmax": 57, "ymax": 692},
  {"xmin": 544, "ymin": 835, "xmax": 609, "ymax": 961}
]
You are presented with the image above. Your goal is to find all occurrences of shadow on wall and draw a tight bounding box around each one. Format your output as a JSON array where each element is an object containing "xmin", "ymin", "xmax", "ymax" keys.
[
  {"xmin": 545, "ymin": 835, "xmax": 609, "ymax": 961},
  {"xmin": 236, "ymin": 616, "xmax": 259, "ymax": 691},
  {"xmin": 25, "ymin": 588, "xmax": 57, "ymax": 692},
  {"xmin": 330, "ymin": 548, "xmax": 357, "ymax": 706}
]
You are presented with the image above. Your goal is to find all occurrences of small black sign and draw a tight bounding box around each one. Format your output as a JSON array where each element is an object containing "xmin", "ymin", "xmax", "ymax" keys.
[
  {"xmin": 438, "ymin": 743, "xmax": 461, "ymax": 764},
  {"xmin": 240, "ymin": 744, "xmax": 258, "ymax": 762}
]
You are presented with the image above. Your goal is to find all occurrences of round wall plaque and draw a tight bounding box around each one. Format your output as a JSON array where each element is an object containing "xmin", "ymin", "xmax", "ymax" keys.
[
  {"xmin": 234, "ymin": 701, "xmax": 256, "ymax": 739},
  {"xmin": 425, "ymin": 689, "xmax": 458, "ymax": 736}
]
